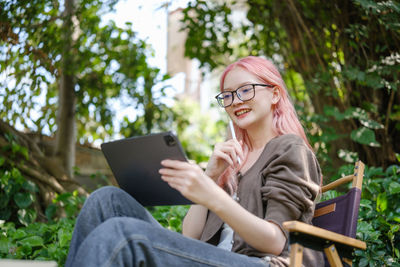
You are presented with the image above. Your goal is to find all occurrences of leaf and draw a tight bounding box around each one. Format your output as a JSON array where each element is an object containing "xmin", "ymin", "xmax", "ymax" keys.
[
  {"xmin": 359, "ymin": 257, "xmax": 369, "ymax": 267},
  {"xmin": 19, "ymin": 146, "xmax": 29, "ymax": 160},
  {"xmin": 365, "ymin": 166, "xmax": 385, "ymax": 177},
  {"xmin": 391, "ymin": 224, "xmax": 400, "ymax": 233},
  {"xmin": 12, "ymin": 229, "xmax": 27, "ymax": 240},
  {"xmin": 359, "ymin": 118, "xmax": 384, "ymax": 129},
  {"xmin": 168, "ymin": 217, "xmax": 181, "ymax": 230},
  {"xmin": 11, "ymin": 168, "xmax": 24, "ymax": 183},
  {"xmin": 324, "ymin": 106, "xmax": 345, "ymax": 120},
  {"xmin": 17, "ymin": 209, "xmax": 37, "ymax": 226},
  {"xmin": 0, "ymin": 208, "xmax": 11, "ymax": 221},
  {"xmin": 55, "ymin": 192, "xmax": 72, "ymax": 202},
  {"xmin": 58, "ymin": 228, "xmax": 70, "ymax": 247},
  {"xmin": 0, "ymin": 236, "xmax": 9, "ymax": 254},
  {"xmin": 376, "ymin": 193, "xmax": 387, "ymax": 212},
  {"xmin": 0, "ymin": 194, "xmax": 9, "ymax": 209},
  {"xmin": 385, "ymin": 165, "xmax": 400, "ymax": 176},
  {"xmin": 45, "ymin": 204, "xmax": 57, "ymax": 220},
  {"xmin": 14, "ymin": 192, "xmax": 33, "ymax": 209},
  {"xmin": 357, "ymin": 221, "xmax": 373, "ymax": 232},
  {"xmin": 18, "ymin": 236, "xmax": 44, "ymax": 247},
  {"xmin": 389, "ymin": 182, "xmax": 400, "ymax": 194},
  {"xmin": 20, "ymin": 243, "xmax": 32, "ymax": 255},
  {"xmin": 350, "ymin": 127, "xmax": 381, "ymax": 147},
  {"xmin": 22, "ymin": 180, "xmax": 39, "ymax": 193}
]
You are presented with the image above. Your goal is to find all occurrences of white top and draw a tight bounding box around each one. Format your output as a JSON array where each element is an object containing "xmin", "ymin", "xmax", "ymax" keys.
[
  {"xmin": 216, "ymin": 193, "xmax": 239, "ymax": 251},
  {"xmin": 217, "ymin": 222, "xmax": 234, "ymax": 251}
]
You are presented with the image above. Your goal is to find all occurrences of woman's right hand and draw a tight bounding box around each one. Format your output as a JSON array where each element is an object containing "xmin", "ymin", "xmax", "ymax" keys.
[{"xmin": 205, "ymin": 139, "xmax": 244, "ymax": 181}]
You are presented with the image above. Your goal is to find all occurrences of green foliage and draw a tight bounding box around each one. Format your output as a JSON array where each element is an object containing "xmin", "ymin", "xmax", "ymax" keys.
[
  {"xmin": 0, "ymin": 134, "xmax": 38, "ymax": 226},
  {"xmin": 182, "ymin": 1, "xmax": 233, "ymax": 70},
  {"xmin": 148, "ymin": 205, "xmax": 189, "ymax": 233},
  {"xmin": 45, "ymin": 191, "xmax": 86, "ymax": 222},
  {"xmin": 0, "ymin": 218, "xmax": 75, "ymax": 265},
  {"xmin": 172, "ymin": 98, "xmax": 226, "ymax": 164},
  {"xmin": 324, "ymin": 106, "xmax": 383, "ymax": 147},
  {"xmin": 0, "ymin": 187, "xmax": 85, "ymax": 265},
  {"xmin": 0, "ymin": 131, "xmax": 85, "ymax": 264},
  {"xmin": 181, "ymin": 0, "xmax": 400, "ymax": 169},
  {"xmin": 0, "ymin": 0, "xmax": 175, "ymax": 144},
  {"xmin": 355, "ymin": 165, "xmax": 400, "ymax": 266}
]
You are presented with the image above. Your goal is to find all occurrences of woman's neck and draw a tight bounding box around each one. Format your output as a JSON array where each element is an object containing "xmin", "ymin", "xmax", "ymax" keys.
[{"xmin": 246, "ymin": 119, "xmax": 277, "ymax": 151}]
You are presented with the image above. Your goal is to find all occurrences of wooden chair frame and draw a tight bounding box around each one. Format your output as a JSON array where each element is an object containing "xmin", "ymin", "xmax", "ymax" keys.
[{"xmin": 283, "ymin": 160, "xmax": 366, "ymax": 267}]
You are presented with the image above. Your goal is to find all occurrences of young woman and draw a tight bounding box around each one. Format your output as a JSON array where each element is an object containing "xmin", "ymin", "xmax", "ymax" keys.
[{"xmin": 66, "ymin": 56, "xmax": 323, "ymax": 267}]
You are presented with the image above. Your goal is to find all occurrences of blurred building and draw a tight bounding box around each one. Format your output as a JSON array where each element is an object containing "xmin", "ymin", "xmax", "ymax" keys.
[
  {"xmin": 166, "ymin": 5, "xmax": 248, "ymax": 113},
  {"xmin": 167, "ymin": 8, "xmax": 205, "ymax": 107}
]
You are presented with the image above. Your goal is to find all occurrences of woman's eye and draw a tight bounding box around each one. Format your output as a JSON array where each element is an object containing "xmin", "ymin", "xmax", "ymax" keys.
[
  {"xmin": 223, "ymin": 94, "xmax": 231, "ymax": 99},
  {"xmin": 241, "ymin": 87, "xmax": 252, "ymax": 93}
]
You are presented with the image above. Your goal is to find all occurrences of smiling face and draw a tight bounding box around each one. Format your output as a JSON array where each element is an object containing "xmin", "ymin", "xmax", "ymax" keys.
[{"xmin": 223, "ymin": 67, "xmax": 277, "ymax": 132}]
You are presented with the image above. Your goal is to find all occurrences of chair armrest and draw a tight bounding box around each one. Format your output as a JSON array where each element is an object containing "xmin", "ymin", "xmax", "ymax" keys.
[
  {"xmin": 283, "ymin": 220, "xmax": 366, "ymax": 250},
  {"xmin": 321, "ymin": 175, "xmax": 353, "ymax": 193}
]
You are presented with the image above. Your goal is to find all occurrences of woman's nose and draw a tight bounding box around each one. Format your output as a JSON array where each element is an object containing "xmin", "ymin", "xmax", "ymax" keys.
[{"xmin": 232, "ymin": 92, "xmax": 242, "ymax": 105}]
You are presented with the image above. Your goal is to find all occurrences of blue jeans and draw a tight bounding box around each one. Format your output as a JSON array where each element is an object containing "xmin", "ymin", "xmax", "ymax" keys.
[{"xmin": 66, "ymin": 186, "xmax": 268, "ymax": 267}]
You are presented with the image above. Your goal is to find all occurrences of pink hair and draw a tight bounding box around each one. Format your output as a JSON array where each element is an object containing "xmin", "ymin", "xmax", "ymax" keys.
[{"xmin": 217, "ymin": 56, "xmax": 312, "ymax": 194}]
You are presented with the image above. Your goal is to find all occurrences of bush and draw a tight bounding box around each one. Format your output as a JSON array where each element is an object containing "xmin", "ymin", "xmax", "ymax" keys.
[
  {"xmin": 0, "ymin": 191, "xmax": 84, "ymax": 265},
  {"xmin": 0, "ymin": 218, "xmax": 75, "ymax": 265},
  {"xmin": 354, "ymin": 165, "xmax": 400, "ymax": 266},
  {"xmin": 0, "ymin": 133, "xmax": 38, "ymax": 226},
  {"xmin": 148, "ymin": 205, "xmax": 189, "ymax": 233}
]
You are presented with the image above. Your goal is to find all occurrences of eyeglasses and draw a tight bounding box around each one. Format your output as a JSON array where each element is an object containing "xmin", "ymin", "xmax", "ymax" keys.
[{"xmin": 215, "ymin": 83, "xmax": 274, "ymax": 108}]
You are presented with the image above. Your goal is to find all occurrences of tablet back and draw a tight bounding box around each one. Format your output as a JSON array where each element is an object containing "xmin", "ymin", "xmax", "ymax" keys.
[{"xmin": 101, "ymin": 132, "xmax": 192, "ymax": 206}]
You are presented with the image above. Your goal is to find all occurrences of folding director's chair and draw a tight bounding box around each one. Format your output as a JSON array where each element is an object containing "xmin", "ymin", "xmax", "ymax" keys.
[{"xmin": 283, "ymin": 160, "xmax": 367, "ymax": 267}]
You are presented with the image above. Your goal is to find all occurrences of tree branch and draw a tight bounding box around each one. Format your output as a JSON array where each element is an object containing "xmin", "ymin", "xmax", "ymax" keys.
[
  {"xmin": 286, "ymin": 0, "xmax": 326, "ymax": 71},
  {"xmin": 17, "ymin": 162, "xmax": 65, "ymax": 194},
  {"xmin": 385, "ymin": 88, "xmax": 395, "ymax": 135}
]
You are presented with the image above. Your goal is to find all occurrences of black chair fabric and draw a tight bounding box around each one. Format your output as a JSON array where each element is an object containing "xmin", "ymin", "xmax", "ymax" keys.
[{"xmin": 312, "ymin": 187, "xmax": 362, "ymax": 239}]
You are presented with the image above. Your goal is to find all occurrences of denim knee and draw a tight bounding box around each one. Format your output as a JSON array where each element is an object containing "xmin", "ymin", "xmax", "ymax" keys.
[
  {"xmin": 78, "ymin": 186, "xmax": 122, "ymax": 214},
  {"xmin": 89, "ymin": 186, "xmax": 123, "ymax": 200},
  {"xmin": 70, "ymin": 217, "xmax": 155, "ymax": 267},
  {"xmin": 100, "ymin": 217, "xmax": 153, "ymax": 243},
  {"xmin": 84, "ymin": 186, "xmax": 124, "ymax": 206}
]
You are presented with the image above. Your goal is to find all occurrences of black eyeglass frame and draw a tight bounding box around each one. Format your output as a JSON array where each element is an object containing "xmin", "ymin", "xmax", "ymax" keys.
[{"xmin": 215, "ymin": 83, "xmax": 275, "ymax": 108}]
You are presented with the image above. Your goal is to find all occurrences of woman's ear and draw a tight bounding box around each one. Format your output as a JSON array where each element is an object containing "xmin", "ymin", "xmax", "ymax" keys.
[{"xmin": 271, "ymin": 88, "xmax": 280, "ymax": 104}]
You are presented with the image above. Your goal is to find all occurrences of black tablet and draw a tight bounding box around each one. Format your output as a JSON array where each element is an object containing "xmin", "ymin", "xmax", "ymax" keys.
[{"xmin": 101, "ymin": 132, "xmax": 192, "ymax": 206}]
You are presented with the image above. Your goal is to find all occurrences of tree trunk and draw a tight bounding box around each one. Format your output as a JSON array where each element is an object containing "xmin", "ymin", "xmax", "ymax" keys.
[{"xmin": 54, "ymin": 0, "xmax": 76, "ymax": 178}]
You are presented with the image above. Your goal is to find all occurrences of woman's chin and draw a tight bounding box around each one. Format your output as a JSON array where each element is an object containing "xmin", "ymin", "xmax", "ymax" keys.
[{"xmin": 234, "ymin": 118, "xmax": 254, "ymax": 130}]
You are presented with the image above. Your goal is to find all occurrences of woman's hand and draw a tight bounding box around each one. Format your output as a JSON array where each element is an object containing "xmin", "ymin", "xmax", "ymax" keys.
[
  {"xmin": 205, "ymin": 139, "xmax": 244, "ymax": 180},
  {"xmin": 159, "ymin": 159, "xmax": 286, "ymax": 255},
  {"xmin": 159, "ymin": 160, "xmax": 225, "ymax": 207}
]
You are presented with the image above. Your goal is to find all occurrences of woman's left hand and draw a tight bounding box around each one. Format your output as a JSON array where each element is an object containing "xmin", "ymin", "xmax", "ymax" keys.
[{"xmin": 159, "ymin": 160, "xmax": 224, "ymax": 207}]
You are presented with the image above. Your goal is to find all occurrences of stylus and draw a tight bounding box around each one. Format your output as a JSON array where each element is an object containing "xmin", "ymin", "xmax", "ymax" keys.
[{"xmin": 229, "ymin": 120, "xmax": 241, "ymax": 165}]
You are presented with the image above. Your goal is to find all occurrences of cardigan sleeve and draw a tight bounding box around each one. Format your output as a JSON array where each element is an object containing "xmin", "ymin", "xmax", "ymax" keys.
[{"xmin": 260, "ymin": 135, "xmax": 321, "ymax": 234}]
